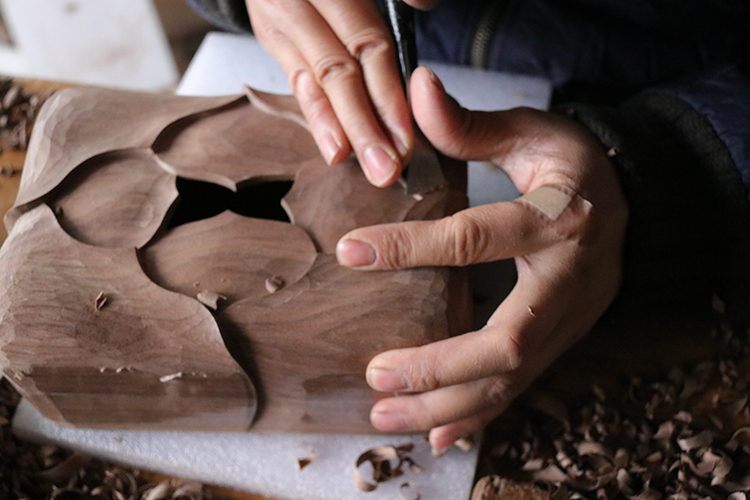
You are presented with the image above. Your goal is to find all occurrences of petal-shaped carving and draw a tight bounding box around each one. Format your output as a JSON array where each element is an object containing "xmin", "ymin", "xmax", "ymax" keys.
[
  {"xmin": 0, "ymin": 205, "xmax": 256, "ymax": 431},
  {"xmin": 243, "ymin": 86, "xmax": 309, "ymax": 131},
  {"xmin": 11, "ymin": 88, "xmax": 241, "ymax": 217},
  {"xmin": 282, "ymin": 159, "xmax": 420, "ymax": 253},
  {"xmin": 140, "ymin": 211, "xmax": 317, "ymax": 307},
  {"xmin": 153, "ymin": 98, "xmax": 318, "ymax": 191},
  {"xmin": 46, "ymin": 149, "xmax": 177, "ymax": 249},
  {"xmin": 218, "ymin": 254, "xmax": 452, "ymax": 433}
]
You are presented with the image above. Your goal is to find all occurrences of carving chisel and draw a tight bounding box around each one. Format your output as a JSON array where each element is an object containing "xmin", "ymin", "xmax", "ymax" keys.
[{"xmin": 385, "ymin": 0, "xmax": 447, "ymax": 195}]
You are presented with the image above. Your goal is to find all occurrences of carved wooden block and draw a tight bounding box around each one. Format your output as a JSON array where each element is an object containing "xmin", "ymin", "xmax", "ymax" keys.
[{"xmin": 0, "ymin": 86, "xmax": 471, "ymax": 433}]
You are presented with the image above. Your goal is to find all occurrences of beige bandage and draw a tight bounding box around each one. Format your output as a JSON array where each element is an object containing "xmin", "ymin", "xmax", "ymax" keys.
[{"xmin": 518, "ymin": 185, "xmax": 575, "ymax": 221}]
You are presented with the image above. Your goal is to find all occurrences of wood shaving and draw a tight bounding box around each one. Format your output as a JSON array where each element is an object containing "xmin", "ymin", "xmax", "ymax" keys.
[
  {"xmin": 455, "ymin": 436, "xmax": 476, "ymax": 452},
  {"xmin": 353, "ymin": 443, "xmax": 418, "ymax": 492},
  {"xmin": 0, "ymin": 79, "xmax": 45, "ymax": 153},
  {"xmin": 265, "ymin": 275, "xmax": 286, "ymax": 294},
  {"xmin": 196, "ymin": 290, "xmax": 225, "ymax": 310},
  {"xmin": 159, "ymin": 372, "xmax": 183, "ymax": 383},
  {"xmin": 296, "ymin": 449, "xmax": 316, "ymax": 470},
  {"xmin": 475, "ymin": 322, "xmax": 750, "ymax": 500},
  {"xmin": 471, "ymin": 475, "xmax": 550, "ymax": 500},
  {"xmin": 0, "ymin": 163, "xmax": 14, "ymax": 177},
  {"xmin": 399, "ymin": 481, "xmax": 421, "ymax": 500},
  {"xmin": 94, "ymin": 291, "xmax": 107, "ymax": 311}
]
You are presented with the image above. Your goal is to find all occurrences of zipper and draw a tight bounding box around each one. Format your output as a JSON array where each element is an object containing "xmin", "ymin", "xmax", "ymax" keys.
[{"xmin": 469, "ymin": 0, "xmax": 508, "ymax": 69}]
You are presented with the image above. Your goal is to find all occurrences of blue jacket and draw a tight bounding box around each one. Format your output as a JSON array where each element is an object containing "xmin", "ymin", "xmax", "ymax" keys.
[{"xmin": 187, "ymin": 0, "xmax": 750, "ymax": 319}]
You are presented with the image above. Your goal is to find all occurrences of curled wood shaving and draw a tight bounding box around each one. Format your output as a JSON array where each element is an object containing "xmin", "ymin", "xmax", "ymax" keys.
[
  {"xmin": 470, "ymin": 475, "xmax": 551, "ymax": 500},
  {"xmin": 477, "ymin": 327, "xmax": 750, "ymax": 500},
  {"xmin": 94, "ymin": 291, "xmax": 108, "ymax": 311},
  {"xmin": 265, "ymin": 275, "xmax": 286, "ymax": 294},
  {"xmin": 398, "ymin": 481, "xmax": 421, "ymax": 500},
  {"xmin": 296, "ymin": 449, "xmax": 316, "ymax": 470},
  {"xmin": 353, "ymin": 443, "xmax": 417, "ymax": 492},
  {"xmin": 196, "ymin": 290, "xmax": 225, "ymax": 310},
  {"xmin": 455, "ymin": 436, "xmax": 476, "ymax": 452},
  {"xmin": 0, "ymin": 163, "xmax": 14, "ymax": 177},
  {"xmin": 142, "ymin": 481, "xmax": 171, "ymax": 500}
]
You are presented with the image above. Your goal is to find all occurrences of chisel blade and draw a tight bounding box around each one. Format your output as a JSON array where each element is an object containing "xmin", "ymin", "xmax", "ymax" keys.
[{"xmin": 386, "ymin": 0, "xmax": 446, "ymax": 195}]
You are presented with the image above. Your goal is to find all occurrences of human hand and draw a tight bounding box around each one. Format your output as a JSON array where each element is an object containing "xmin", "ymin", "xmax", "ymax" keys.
[
  {"xmin": 245, "ymin": 0, "xmax": 440, "ymax": 187},
  {"xmin": 336, "ymin": 67, "xmax": 628, "ymax": 451}
]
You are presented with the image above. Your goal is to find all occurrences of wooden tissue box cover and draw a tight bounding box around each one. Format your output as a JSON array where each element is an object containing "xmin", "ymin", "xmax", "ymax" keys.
[{"xmin": 0, "ymin": 86, "xmax": 471, "ymax": 433}]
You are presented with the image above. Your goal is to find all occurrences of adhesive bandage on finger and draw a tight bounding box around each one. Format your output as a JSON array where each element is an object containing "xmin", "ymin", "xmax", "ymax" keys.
[{"xmin": 517, "ymin": 185, "xmax": 576, "ymax": 221}]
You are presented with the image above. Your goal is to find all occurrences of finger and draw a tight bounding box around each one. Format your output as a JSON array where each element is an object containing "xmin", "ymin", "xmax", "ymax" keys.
[
  {"xmin": 370, "ymin": 287, "xmax": 583, "ymax": 435},
  {"xmin": 311, "ymin": 0, "xmax": 413, "ymax": 160},
  {"xmin": 428, "ymin": 410, "xmax": 498, "ymax": 452},
  {"xmin": 410, "ymin": 67, "xmax": 562, "ymax": 176},
  {"xmin": 370, "ymin": 375, "xmax": 516, "ymax": 433},
  {"xmin": 247, "ymin": 11, "xmax": 351, "ymax": 165},
  {"xmin": 278, "ymin": 1, "xmax": 404, "ymax": 186},
  {"xmin": 366, "ymin": 273, "xmax": 562, "ymax": 394},
  {"xmin": 337, "ymin": 184, "xmax": 588, "ymax": 269}
]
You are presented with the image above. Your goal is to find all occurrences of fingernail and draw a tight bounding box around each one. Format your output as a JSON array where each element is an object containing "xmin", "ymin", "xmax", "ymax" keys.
[
  {"xmin": 336, "ymin": 239, "xmax": 376, "ymax": 268},
  {"xmin": 320, "ymin": 132, "xmax": 342, "ymax": 165},
  {"xmin": 368, "ymin": 368, "xmax": 408, "ymax": 391},
  {"xmin": 425, "ymin": 67, "xmax": 444, "ymax": 91},
  {"xmin": 393, "ymin": 130, "xmax": 412, "ymax": 159},
  {"xmin": 371, "ymin": 411, "xmax": 413, "ymax": 432},
  {"xmin": 363, "ymin": 146, "xmax": 398, "ymax": 186},
  {"xmin": 431, "ymin": 445, "xmax": 450, "ymax": 458}
]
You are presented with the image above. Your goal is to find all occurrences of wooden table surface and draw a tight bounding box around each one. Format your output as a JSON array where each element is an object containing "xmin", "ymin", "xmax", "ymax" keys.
[{"xmin": 2, "ymin": 78, "xmax": 747, "ymax": 500}]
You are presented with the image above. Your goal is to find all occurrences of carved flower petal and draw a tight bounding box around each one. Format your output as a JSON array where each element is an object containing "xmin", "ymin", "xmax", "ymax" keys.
[
  {"xmin": 47, "ymin": 149, "xmax": 177, "ymax": 249},
  {"xmin": 153, "ymin": 97, "xmax": 318, "ymax": 191},
  {"xmin": 12, "ymin": 88, "xmax": 240, "ymax": 219},
  {"xmin": 140, "ymin": 211, "xmax": 318, "ymax": 307},
  {"xmin": 282, "ymin": 159, "xmax": 419, "ymax": 253},
  {"xmin": 0, "ymin": 205, "xmax": 256, "ymax": 431}
]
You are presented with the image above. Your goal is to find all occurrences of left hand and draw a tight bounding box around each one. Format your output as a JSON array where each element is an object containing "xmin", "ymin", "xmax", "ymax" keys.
[{"xmin": 336, "ymin": 67, "xmax": 628, "ymax": 451}]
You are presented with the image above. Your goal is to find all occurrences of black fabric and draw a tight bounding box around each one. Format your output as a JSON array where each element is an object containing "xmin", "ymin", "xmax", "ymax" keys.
[
  {"xmin": 559, "ymin": 92, "xmax": 750, "ymax": 320},
  {"xmin": 184, "ymin": 0, "xmax": 251, "ymax": 33}
]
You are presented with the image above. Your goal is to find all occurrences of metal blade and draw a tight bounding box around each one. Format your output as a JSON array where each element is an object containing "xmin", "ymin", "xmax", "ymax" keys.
[{"xmin": 385, "ymin": 0, "xmax": 446, "ymax": 195}]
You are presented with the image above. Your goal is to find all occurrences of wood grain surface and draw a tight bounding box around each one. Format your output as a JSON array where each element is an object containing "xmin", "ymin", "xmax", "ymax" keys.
[
  {"xmin": 0, "ymin": 83, "xmax": 471, "ymax": 434},
  {"xmin": 0, "ymin": 78, "xmax": 276, "ymax": 500}
]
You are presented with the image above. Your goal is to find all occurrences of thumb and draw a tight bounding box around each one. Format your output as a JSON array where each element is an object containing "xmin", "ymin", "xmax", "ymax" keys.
[{"xmin": 409, "ymin": 66, "xmax": 543, "ymax": 165}]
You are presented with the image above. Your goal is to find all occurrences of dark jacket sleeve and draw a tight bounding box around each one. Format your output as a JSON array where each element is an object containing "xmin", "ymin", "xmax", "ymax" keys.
[
  {"xmin": 559, "ymin": 66, "xmax": 750, "ymax": 320},
  {"xmin": 184, "ymin": 0, "xmax": 251, "ymax": 33}
]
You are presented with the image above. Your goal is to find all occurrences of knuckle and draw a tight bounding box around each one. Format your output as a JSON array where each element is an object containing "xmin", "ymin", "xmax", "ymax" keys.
[
  {"xmin": 375, "ymin": 229, "xmax": 416, "ymax": 269},
  {"xmin": 444, "ymin": 213, "xmax": 486, "ymax": 266},
  {"xmin": 484, "ymin": 378, "xmax": 517, "ymax": 408},
  {"xmin": 346, "ymin": 29, "xmax": 393, "ymax": 62},
  {"xmin": 411, "ymin": 362, "xmax": 441, "ymax": 392},
  {"xmin": 402, "ymin": 351, "xmax": 442, "ymax": 391},
  {"xmin": 500, "ymin": 332, "xmax": 525, "ymax": 371},
  {"xmin": 312, "ymin": 56, "xmax": 361, "ymax": 86}
]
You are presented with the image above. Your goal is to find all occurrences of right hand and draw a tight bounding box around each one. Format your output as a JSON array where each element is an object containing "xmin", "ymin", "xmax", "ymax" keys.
[{"xmin": 244, "ymin": 0, "xmax": 440, "ymax": 187}]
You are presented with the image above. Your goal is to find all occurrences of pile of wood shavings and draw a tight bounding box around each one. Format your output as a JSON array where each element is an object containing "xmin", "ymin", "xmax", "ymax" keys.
[
  {"xmin": 476, "ymin": 324, "xmax": 750, "ymax": 500},
  {"xmin": 0, "ymin": 77, "xmax": 44, "ymax": 154},
  {"xmin": 0, "ymin": 377, "xmax": 226, "ymax": 500}
]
